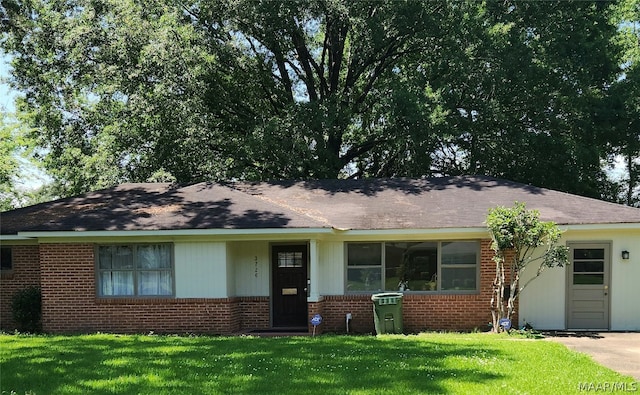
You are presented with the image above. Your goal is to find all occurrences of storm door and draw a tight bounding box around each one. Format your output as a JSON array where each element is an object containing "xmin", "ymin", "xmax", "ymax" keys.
[
  {"xmin": 272, "ymin": 245, "xmax": 308, "ymax": 327},
  {"xmin": 567, "ymin": 243, "xmax": 610, "ymax": 330}
]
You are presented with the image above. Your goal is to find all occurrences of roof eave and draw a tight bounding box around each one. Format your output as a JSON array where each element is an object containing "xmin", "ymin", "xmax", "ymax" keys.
[
  {"xmin": 0, "ymin": 235, "xmax": 39, "ymax": 244},
  {"xmin": 559, "ymin": 222, "xmax": 640, "ymax": 231},
  {"xmin": 14, "ymin": 227, "xmax": 334, "ymax": 240}
]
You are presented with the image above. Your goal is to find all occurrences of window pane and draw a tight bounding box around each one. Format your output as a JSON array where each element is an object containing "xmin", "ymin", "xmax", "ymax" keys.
[
  {"xmin": 100, "ymin": 271, "xmax": 134, "ymax": 296},
  {"xmin": 98, "ymin": 246, "xmax": 113, "ymax": 269},
  {"xmin": 573, "ymin": 261, "xmax": 604, "ymax": 273},
  {"xmin": 347, "ymin": 243, "xmax": 382, "ymax": 266},
  {"xmin": 137, "ymin": 245, "xmax": 171, "ymax": 269},
  {"xmin": 0, "ymin": 247, "xmax": 12, "ymax": 270},
  {"xmin": 574, "ymin": 249, "xmax": 604, "ymax": 260},
  {"xmin": 385, "ymin": 242, "xmax": 437, "ymax": 291},
  {"xmin": 139, "ymin": 271, "xmax": 173, "ymax": 295},
  {"xmin": 278, "ymin": 252, "xmax": 303, "ymax": 267},
  {"xmin": 112, "ymin": 246, "xmax": 134, "ymax": 269},
  {"xmin": 441, "ymin": 268, "xmax": 476, "ymax": 290},
  {"xmin": 442, "ymin": 242, "xmax": 478, "ymax": 265},
  {"xmin": 347, "ymin": 268, "xmax": 382, "ymax": 292},
  {"xmin": 573, "ymin": 274, "xmax": 604, "ymax": 285}
]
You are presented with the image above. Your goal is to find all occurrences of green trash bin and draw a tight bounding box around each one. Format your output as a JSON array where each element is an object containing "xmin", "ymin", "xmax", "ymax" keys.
[{"xmin": 371, "ymin": 292, "xmax": 404, "ymax": 334}]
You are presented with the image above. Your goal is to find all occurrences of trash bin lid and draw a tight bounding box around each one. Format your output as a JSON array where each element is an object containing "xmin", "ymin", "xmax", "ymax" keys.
[{"xmin": 371, "ymin": 292, "xmax": 403, "ymax": 304}]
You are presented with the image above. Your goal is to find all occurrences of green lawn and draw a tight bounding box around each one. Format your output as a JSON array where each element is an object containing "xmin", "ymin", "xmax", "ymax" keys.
[{"xmin": 0, "ymin": 332, "xmax": 633, "ymax": 395}]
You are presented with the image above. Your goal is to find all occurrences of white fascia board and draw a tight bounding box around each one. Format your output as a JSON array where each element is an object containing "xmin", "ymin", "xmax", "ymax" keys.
[
  {"xmin": 333, "ymin": 223, "xmax": 639, "ymax": 240},
  {"xmin": 0, "ymin": 235, "xmax": 39, "ymax": 244},
  {"xmin": 17, "ymin": 227, "xmax": 334, "ymax": 241},
  {"xmin": 331, "ymin": 227, "xmax": 490, "ymax": 241},
  {"xmin": 15, "ymin": 223, "xmax": 636, "ymax": 243},
  {"xmin": 558, "ymin": 223, "xmax": 640, "ymax": 232}
]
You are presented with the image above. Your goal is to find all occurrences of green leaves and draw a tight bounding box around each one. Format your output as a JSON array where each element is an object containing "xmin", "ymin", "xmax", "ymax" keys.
[
  {"xmin": 543, "ymin": 245, "xmax": 570, "ymax": 269},
  {"xmin": 487, "ymin": 202, "xmax": 569, "ymax": 331},
  {"xmin": 486, "ymin": 202, "xmax": 561, "ymax": 253},
  {"xmin": 1, "ymin": 0, "xmax": 633, "ymax": 198}
]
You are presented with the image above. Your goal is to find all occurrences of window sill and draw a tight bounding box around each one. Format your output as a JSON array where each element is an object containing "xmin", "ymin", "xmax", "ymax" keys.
[
  {"xmin": 0, "ymin": 270, "xmax": 14, "ymax": 280},
  {"xmin": 345, "ymin": 290, "xmax": 480, "ymax": 296},
  {"xmin": 96, "ymin": 296, "xmax": 175, "ymax": 304}
]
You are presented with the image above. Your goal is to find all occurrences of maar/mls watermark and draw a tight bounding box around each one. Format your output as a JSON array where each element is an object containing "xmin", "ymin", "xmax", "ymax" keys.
[{"xmin": 578, "ymin": 382, "xmax": 638, "ymax": 392}]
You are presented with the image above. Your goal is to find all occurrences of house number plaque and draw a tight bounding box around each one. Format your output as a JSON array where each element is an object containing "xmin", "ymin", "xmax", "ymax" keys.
[{"xmin": 254, "ymin": 256, "xmax": 258, "ymax": 278}]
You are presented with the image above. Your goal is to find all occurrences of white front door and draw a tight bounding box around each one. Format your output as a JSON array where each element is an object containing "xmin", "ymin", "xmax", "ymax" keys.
[{"xmin": 567, "ymin": 243, "xmax": 610, "ymax": 330}]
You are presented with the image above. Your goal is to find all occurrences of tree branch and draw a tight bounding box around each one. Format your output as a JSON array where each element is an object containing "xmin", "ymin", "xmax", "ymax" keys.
[
  {"xmin": 271, "ymin": 39, "xmax": 295, "ymax": 104},
  {"xmin": 340, "ymin": 138, "xmax": 388, "ymax": 166},
  {"xmin": 289, "ymin": 21, "xmax": 318, "ymax": 102}
]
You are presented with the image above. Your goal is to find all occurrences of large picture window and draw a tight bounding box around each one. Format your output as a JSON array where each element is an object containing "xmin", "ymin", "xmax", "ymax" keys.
[
  {"xmin": 97, "ymin": 244, "xmax": 173, "ymax": 297},
  {"xmin": 346, "ymin": 241, "xmax": 479, "ymax": 293}
]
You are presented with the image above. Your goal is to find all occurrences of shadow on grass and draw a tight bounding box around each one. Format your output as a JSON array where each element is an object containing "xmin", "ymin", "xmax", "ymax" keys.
[{"xmin": 0, "ymin": 334, "xmax": 505, "ymax": 394}]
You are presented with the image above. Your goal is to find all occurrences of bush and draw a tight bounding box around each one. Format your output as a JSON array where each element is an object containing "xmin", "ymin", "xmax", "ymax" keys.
[{"xmin": 11, "ymin": 286, "xmax": 42, "ymax": 333}]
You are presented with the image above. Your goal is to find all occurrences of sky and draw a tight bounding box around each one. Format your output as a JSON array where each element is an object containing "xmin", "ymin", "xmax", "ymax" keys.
[{"xmin": 0, "ymin": 53, "xmax": 16, "ymax": 113}]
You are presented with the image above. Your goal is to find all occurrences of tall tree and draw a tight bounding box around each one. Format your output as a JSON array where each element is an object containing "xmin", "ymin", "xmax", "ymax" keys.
[
  {"xmin": 610, "ymin": 0, "xmax": 640, "ymax": 207},
  {"xmin": 0, "ymin": 113, "xmax": 20, "ymax": 210},
  {"xmin": 0, "ymin": 0, "xmax": 626, "ymax": 199},
  {"xmin": 0, "ymin": 110, "xmax": 52, "ymax": 209},
  {"xmin": 427, "ymin": 1, "xmax": 620, "ymax": 198}
]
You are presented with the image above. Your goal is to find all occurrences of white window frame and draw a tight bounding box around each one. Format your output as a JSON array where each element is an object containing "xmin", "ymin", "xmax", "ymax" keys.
[{"xmin": 345, "ymin": 241, "xmax": 480, "ymax": 294}]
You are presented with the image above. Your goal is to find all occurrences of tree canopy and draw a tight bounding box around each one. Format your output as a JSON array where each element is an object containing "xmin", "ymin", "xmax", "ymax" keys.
[
  {"xmin": 0, "ymin": 114, "xmax": 20, "ymax": 210},
  {"xmin": 1, "ymin": 0, "xmax": 637, "ymax": 200}
]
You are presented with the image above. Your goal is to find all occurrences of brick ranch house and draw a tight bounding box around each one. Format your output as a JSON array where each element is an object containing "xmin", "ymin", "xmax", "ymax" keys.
[{"xmin": 1, "ymin": 176, "xmax": 639, "ymax": 334}]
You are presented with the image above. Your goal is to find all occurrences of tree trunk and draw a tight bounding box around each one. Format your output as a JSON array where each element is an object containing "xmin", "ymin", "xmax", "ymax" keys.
[
  {"xmin": 627, "ymin": 152, "xmax": 637, "ymax": 206},
  {"xmin": 506, "ymin": 274, "xmax": 519, "ymax": 321},
  {"xmin": 490, "ymin": 256, "xmax": 505, "ymax": 333}
]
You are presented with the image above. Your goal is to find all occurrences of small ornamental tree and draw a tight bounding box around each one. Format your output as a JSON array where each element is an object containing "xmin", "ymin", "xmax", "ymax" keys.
[{"xmin": 486, "ymin": 202, "xmax": 569, "ymax": 333}]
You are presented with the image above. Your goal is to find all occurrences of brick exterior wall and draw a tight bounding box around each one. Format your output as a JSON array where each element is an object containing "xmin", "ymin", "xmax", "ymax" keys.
[
  {"xmin": 311, "ymin": 240, "xmax": 499, "ymax": 334},
  {"xmin": 0, "ymin": 245, "xmax": 41, "ymax": 331},
  {"xmin": 37, "ymin": 244, "xmax": 273, "ymax": 334},
  {"xmin": 5, "ymin": 239, "xmax": 506, "ymax": 334},
  {"xmin": 238, "ymin": 296, "xmax": 270, "ymax": 331}
]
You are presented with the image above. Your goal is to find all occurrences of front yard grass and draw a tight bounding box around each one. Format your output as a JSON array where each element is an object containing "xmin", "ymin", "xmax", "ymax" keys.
[{"xmin": 0, "ymin": 332, "xmax": 633, "ymax": 394}]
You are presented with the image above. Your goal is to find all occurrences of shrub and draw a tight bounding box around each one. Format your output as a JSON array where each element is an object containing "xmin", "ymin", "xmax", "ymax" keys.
[{"xmin": 11, "ymin": 286, "xmax": 42, "ymax": 333}]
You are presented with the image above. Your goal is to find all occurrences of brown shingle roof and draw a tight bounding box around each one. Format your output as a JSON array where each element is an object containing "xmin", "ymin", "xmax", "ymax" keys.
[
  {"xmin": 232, "ymin": 176, "xmax": 640, "ymax": 230},
  {"xmin": 2, "ymin": 176, "xmax": 639, "ymax": 235},
  {"xmin": 0, "ymin": 182, "xmax": 328, "ymax": 234}
]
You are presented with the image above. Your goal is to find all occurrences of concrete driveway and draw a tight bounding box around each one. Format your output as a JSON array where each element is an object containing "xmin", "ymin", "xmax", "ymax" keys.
[{"xmin": 547, "ymin": 332, "xmax": 640, "ymax": 381}]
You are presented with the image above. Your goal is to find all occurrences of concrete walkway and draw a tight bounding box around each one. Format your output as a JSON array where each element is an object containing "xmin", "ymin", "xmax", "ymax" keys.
[{"xmin": 546, "ymin": 332, "xmax": 640, "ymax": 381}]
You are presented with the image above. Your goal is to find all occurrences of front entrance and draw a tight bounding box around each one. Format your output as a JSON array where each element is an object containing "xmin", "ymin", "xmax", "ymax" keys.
[
  {"xmin": 567, "ymin": 243, "xmax": 610, "ymax": 330},
  {"xmin": 272, "ymin": 245, "xmax": 308, "ymax": 327}
]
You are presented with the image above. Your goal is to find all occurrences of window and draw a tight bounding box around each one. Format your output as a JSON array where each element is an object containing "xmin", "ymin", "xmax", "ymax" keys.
[
  {"xmin": 97, "ymin": 244, "xmax": 173, "ymax": 297},
  {"xmin": 346, "ymin": 241, "xmax": 479, "ymax": 293},
  {"xmin": 1, "ymin": 247, "xmax": 12, "ymax": 271},
  {"xmin": 278, "ymin": 251, "xmax": 303, "ymax": 268},
  {"xmin": 572, "ymin": 248, "xmax": 605, "ymax": 285},
  {"xmin": 346, "ymin": 243, "xmax": 382, "ymax": 291},
  {"xmin": 441, "ymin": 242, "xmax": 478, "ymax": 291}
]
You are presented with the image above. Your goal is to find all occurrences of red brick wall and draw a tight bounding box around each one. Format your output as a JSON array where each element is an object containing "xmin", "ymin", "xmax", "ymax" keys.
[
  {"xmin": 39, "ymin": 243, "xmax": 252, "ymax": 334},
  {"xmin": 27, "ymin": 239, "xmax": 504, "ymax": 334},
  {"xmin": 0, "ymin": 245, "xmax": 41, "ymax": 331},
  {"xmin": 89, "ymin": 298, "xmax": 241, "ymax": 334},
  {"xmin": 239, "ymin": 296, "xmax": 270, "ymax": 331}
]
